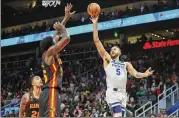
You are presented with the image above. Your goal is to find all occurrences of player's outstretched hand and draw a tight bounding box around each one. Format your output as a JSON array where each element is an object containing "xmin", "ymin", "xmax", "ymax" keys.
[
  {"xmin": 145, "ymin": 67, "xmax": 154, "ymax": 77},
  {"xmin": 90, "ymin": 15, "xmax": 99, "ymax": 24},
  {"xmin": 53, "ymin": 22, "xmax": 65, "ymax": 32},
  {"xmin": 65, "ymin": 3, "xmax": 76, "ymax": 18}
]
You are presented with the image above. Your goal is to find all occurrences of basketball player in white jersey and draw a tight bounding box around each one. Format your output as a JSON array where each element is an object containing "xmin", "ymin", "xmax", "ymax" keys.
[{"xmin": 90, "ymin": 16, "xmax": 154, "ymax": 117}]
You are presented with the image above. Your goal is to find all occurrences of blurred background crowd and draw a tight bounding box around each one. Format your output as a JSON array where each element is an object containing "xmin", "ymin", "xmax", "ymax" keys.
[
  {"xmin": 1, "ymin": 45, "xmax": 179, "ymax": 117},
  {"xmin": 1, "ymin": 0, "xmax": 179, "ymax": 117}
]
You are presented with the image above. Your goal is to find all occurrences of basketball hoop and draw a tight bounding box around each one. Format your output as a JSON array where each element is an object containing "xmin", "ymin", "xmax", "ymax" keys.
[{"xmin": 42, "ymin": 0, "xmax": 61, "ymax": 7}]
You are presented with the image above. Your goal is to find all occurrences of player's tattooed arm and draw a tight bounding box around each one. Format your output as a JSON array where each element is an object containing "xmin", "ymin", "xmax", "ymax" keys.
[
  {"xmin": 90, "ymin": 15, "xmax": 111, "ymax": 61},
  {"xmin": 126, "ymin": 62, "xmax": 154, "ymax": 78},
  {"xmin": 61, "ymin": 3, "xmax": 76, "ymax": 26},
  {"xmin": 19, "ymin": 93, "xmax": 29, "ymax": 117}
]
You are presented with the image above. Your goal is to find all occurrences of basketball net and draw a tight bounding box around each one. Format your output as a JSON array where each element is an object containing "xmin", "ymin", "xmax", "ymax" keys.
[{"xmin": 42, "ymin": 0, "xmax": 61, "ymax": 7}]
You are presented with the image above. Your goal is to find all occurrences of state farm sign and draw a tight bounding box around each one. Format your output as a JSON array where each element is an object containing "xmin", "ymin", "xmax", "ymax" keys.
[{"xmin": 143, "ymin": 39, "xmax": 179, "ymax": 50}]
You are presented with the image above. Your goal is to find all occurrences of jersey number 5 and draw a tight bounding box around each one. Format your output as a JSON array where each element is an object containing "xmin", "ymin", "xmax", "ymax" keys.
[{"xmin": 116, "ymin": 68, "xmax": 120, "ymax": 75}]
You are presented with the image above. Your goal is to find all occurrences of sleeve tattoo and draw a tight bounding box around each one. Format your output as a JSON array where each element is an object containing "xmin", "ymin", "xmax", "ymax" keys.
[{"xmin": 19, "ymin": 94, "xmax": 27, "ymax": 117}]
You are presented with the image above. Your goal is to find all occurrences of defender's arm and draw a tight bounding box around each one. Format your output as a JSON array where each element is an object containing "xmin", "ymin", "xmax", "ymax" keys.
[
  {"xmin": 46, "ymin": 23, "xmax": 70, "ymax": 57},
  {"xmin": 54, "ymin": 3, "xmax": 75, "ymax": 42}
]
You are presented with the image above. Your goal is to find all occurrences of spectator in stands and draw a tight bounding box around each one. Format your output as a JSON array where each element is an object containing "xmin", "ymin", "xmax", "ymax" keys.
[
  {"xmin": 10, "ymin": 110, "xmax": 16, "ymax": 117},
  {"xmin": 151, "ymin": 79, "xmax": 157, "ymax": 93},
  {"xmin": 11, "ymin": 96, "xmax": 19, "ymax": 105},
  {"xmin": 146, "ymin": 88, "xmax": 154, "ymax": 99},
  {"xmin": 1, "ymin": 47, "xmax": 179, "ymax": 117},
  {"xmin": 5, "ymin": 111, "xmax": 10, "ymax": 117},
  {"xmin": 90, "ymin": 108, "xmax": 99, "ymax": 117},
  {"xmin": 73, "ymin": 105, "xmax": 83, "ymax": 117},
  {"xmin": 63, "ymin": 107, "xmax": 71, "ymax": 117},
  {"xmin": 150, "ymin": 114, "xmax": 157, "ymax": 117},
  {"xmin": 161, "ymin": 113, "xmax": 168, "ymax": 117},
  {"xmin": 136, "ymin": 86, "xmax": 146, "ymax": 97},
  {"xmin": 126, "ymin": 96, "xmax": 138, "ymax": 114},
  {"xmin": 171, "ymin": 73, "xmax": 179, "ymax": 84}
]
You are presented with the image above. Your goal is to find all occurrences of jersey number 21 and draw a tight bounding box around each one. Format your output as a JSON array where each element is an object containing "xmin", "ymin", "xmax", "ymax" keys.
[{"xmin": 116, "ymin": 68, "xmax": 120, "ymax": 75}]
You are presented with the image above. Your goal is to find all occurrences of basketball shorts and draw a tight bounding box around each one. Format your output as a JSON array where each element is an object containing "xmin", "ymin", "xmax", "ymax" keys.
[
  {"xmin": 39, "ymin": 88, "xmax": 61, "ymax": 117},
  {"xmin": 106, "ymin": 88, "xmax": 127, "ymax": 117}
]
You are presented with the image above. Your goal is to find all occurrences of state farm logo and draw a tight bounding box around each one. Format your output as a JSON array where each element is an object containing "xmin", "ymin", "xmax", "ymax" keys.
[{"xmin": 143, "ymin": 39, "xmax": 179, "ymax": 50}]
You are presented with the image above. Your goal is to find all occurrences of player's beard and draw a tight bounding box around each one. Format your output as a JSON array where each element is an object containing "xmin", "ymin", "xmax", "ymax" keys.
[{"xmin": 111, "ymin": 53, "xmax": 119, "ymax": 59}]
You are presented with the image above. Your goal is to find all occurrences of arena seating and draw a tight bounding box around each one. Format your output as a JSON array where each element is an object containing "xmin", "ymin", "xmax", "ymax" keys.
[
  {"xmin": 2, "ymin": 0, "xmax": 179, "ymax": 39},
  {"xmin": 1, "ymin": 0, "xmax": 179, "ymax": 117},
  {"xmin": 1, "ymin": 42, "xmax": 179, "ymax": 117}
]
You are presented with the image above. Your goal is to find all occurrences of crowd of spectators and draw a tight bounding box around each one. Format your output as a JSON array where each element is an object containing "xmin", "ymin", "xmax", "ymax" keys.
[
  {"xmin": 1, "ymin": 44, "xmax": 179, "ymax": 117},
  {"xmin": 2, "ymin": 0, "xmax": 179, "ymax": 39}
]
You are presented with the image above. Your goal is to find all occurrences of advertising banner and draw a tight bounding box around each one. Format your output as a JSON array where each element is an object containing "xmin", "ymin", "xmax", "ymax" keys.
[{"xmin": 1, "ymin": 9, "xmax": 179, "ymax": 47}]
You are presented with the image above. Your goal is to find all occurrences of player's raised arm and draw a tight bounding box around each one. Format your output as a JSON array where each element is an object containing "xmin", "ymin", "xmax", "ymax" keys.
[
  {"xmin": 45, "ymin": 23, "xmax": 70, "ymax": 58},
  {"xmin": 54, "ymin": 3, "xmax": 75, "ymax": 42},
  {"xmin": 126, "ymin": 62, "xmax": 154, "ymax": 78},
  {"xmin": 19, "ymin": 93, "xmax": 29, "ymax": 117},
  {"xmin": 90, "ymin": 16, "xmax": 111, "ymax": 61},
  {"xmin": 61, "ymin": 3, "xmax": 76, "ymax": 26}
]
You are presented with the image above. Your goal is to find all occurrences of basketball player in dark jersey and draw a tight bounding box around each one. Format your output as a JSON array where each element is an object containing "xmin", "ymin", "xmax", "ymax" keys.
[
  {"xmin": 39, "ymin": 3, "xmax": 75, "ymax": 117},
  {"xmin": 19, "ymin": 75, "xmax": 43, "ymax": 117}
]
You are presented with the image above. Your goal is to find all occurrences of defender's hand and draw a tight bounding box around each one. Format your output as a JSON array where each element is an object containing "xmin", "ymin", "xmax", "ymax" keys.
[
  {"xmin": 65, "ymin": 3, "xmax": 76, "ymax": 18},
  {"xmin": 90, "ymin": 15, "xmax": 99, "ymax": 24},
  {"xmin": 53, "ymin": 22, "xmax": 64, "ymax": 32}
]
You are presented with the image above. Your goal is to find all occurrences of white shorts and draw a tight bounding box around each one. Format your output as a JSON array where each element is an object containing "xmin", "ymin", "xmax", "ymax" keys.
[{"xmin": 106, "ymin": 88, "xmax": 127, "ymax": 109}]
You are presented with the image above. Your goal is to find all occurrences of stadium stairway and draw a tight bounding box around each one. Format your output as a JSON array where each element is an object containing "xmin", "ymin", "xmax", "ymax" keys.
[{"xmin": 135, "ymin": 83, "xmax": 179, "ymax": 117}]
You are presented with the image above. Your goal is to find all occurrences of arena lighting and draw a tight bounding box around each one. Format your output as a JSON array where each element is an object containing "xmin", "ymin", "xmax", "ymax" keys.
[
  {"xmin": 114, "ymin": 32, "xmax": 118, "ymax": 38},
  {"xmin": 143, "ymin": 39, "xmax": 179, "ymax": 50}
]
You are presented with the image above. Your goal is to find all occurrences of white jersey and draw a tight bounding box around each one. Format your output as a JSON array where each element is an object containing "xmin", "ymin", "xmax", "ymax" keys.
[{"xmin": 104, "ymin": 59, "xmax": 127, "ymax": 90}]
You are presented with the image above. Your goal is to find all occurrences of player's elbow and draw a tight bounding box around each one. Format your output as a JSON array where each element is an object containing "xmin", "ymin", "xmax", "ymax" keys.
[
  {"xmin": 135, "ymin": 76, "xmax": 142, "ymax": 79},
  {"xmin": 63, "ymin": 36, "xmax": 71, "ymax": 44},
  {"xmin": 130, "ymin": 72, "xmax": 141, "ymax": 79},
  {"xmin": 66, "ymin": 36, "xmax": 71, "ymax": 43},
  {"xmin": 55, "ymin": 36, "xmax": 70, "ymax": 52},
  {"xmin": 134, "ymin": 73, "xmax": 143, "ymax": 79}
]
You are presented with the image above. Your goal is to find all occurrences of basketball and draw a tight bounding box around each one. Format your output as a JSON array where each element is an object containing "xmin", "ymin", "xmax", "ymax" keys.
[{"xmin": 87, "ymin": 3, "xmax": 101, "ymax": 16}]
